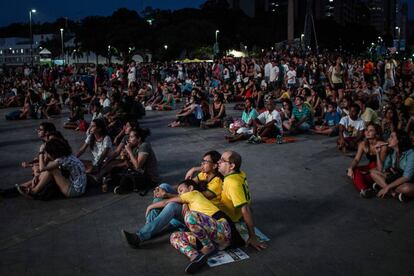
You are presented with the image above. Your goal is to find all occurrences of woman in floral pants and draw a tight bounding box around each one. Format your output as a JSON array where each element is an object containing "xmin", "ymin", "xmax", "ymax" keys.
[{"xmin": 144, "ymin": 180, "xmax": 232, "ymax": 273}]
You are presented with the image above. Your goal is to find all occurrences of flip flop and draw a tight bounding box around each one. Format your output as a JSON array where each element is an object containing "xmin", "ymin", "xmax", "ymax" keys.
[{"xmin": 15, "ymin": 184, "xmax": 34, "ymax": 199}]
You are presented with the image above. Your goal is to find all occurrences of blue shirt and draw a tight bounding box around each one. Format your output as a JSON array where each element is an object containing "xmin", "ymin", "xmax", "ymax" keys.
[
  {"xmin": 324, "ymin": 111, "xmax": 341, "ymax": 127},
  {"xmin": 383, "ymin": 149, "xmax": 414, "ymax": 181},
  {"xmin": 241, "ymin": 108, "xmax": 259, "ymax": 125}
]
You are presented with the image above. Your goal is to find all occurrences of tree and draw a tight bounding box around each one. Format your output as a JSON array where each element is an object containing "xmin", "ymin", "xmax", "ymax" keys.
[
  {"xmin": 75, "ymin": 16, "xmax": 109, "ymax": 64},
  {"xmin": 107, "ymin": 8, "xmax": 150, "ymax": 63}
]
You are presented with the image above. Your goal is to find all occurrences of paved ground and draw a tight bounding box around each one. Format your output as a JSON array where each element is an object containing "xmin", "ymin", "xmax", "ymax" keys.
[{"xmin": 0, "ymin": 106, "xmax": 413, "ymax": 276}]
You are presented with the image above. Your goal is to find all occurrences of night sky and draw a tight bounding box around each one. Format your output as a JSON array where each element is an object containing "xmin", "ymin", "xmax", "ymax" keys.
[
  {"xmin": 0, "ymin": 0, "xmax": 206, "ymax": 27},
  {"xmin": 0, "ymin": 0, "xmax": 413, "ymax": 27}
]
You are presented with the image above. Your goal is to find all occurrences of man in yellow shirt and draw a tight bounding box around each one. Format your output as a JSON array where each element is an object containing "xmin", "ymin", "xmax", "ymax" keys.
[{"xmin": 218, "ymin": 150, "xmax": 267, "ymax": 251}]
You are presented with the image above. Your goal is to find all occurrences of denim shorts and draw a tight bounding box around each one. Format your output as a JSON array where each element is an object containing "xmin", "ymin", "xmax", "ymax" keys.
[{"xmin": 68, "ymin": 185, "xmax": 84, "ymax": 197}]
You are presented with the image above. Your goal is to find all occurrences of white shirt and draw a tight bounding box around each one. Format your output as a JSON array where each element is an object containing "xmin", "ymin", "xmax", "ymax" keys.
[
  {"xmin": 85, "ymin": 135, "xmax": 113, "ymax": 166},
  {"xmin": 270, "ymin": 66, "xmax": 279, "ymax": 82},
  {"xmin": 286, "ymin": 70, "xmax": 296, "ymax": 84},
  {"xmin": 339, "ymin": 116, "xmax": 365, "ymax": 138},
  {"xmin": 264, "ymin": 62, "xmax": 272, "ymax": 78},
  {"xmin": 101, "ymin": 98, "xmax": 111, "ymax": 108},
  {"xmin": 257, "ymin": 110, "xmax": 283, "ymax": 133},
  {"xmin": 128, "ymin": 67, "xmax": 136, "ymax": 82}
]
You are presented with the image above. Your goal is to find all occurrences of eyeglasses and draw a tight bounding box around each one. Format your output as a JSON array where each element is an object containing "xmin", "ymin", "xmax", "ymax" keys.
[
  {"xmin": 201, "ymin": 159, "xmax": 214, "ymax": 164},
  {"xmin": 218, "ymin": 158, "xmax": 231, "ymax": 164},
  {"xmin": 36, "ymin": 128, "xmax": 44, "ymax": 132}
]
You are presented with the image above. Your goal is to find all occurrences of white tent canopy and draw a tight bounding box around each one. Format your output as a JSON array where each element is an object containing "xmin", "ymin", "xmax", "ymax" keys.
[{"xmin": 39, "ymin": 48, "xmax": 52, "ymax": 55}]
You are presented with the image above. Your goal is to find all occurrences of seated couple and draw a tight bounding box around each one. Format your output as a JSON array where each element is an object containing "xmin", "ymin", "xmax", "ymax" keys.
[
  {"xmin": 122, "ymin": 150, "xmax": 266, "ymax": 273},
  {"xmin": 226, "ymin": 98, "xmax": 282, "ymax": 143}
]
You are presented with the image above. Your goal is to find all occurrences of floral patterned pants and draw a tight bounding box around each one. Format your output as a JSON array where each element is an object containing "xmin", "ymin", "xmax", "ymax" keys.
[{"xmin": 170, "ymin": 211, "xmax": 231, "ymax": 259}]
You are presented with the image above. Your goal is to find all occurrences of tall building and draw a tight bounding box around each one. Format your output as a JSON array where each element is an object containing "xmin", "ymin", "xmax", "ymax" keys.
[
  {"xmin": 313, "ymin": 0, "xmax": 362, "ymax": 26},
  {"xmin": 367, "ymin": 0, "xmax": 397, "ymax": 37}
]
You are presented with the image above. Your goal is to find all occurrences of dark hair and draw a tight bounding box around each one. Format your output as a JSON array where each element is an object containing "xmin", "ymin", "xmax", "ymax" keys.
[
  {"xmin": 89, "ymin": 119, "xmax": 108, "ymax": 150},
  {"xmin": 178, "ymin": 179, "xmax": 207, "ymax": 192},
  {"xmin": 203, "ymin": 150, "xmax": 223, "ymax": 179},
  {"xmin": 295, "ymin": 95, "xmax": 304, "ymax": 102},
  {"xmin": 350, "ymin": 103, "xmax": 361, "ymax": 113},
  {"xmin": 44, "ymin": 138, "xmax": 72, "ymax": 160},
  {"xmin": 47, "ymin": 130, "xmax": 65, "ymax": 140},
  {"xmin": 282, "ymin": 99, "xmax": 293, "ymax": 110},
  {"xmin": 125, "ymin": 119, "xmax": 140, "ymax": 130},
  {"xmin": 245, "ymin": 97, "xmax": 255, "ymax": 109},
  {"xmin": 40, "ymin": 122, "xmax": 56, "ymax": 133},
  {"xmin": 227, "ymin": 151, "xmax": 242, "ymax": 172},
  {"xmin": 396, "ymin": 131, "xmax": 413, "ymax": 153},
  {"xmin": 130, "ymin": 127, "xmax": 151, "ymax": 142},
  {"xmin": 384, "ymin": 107, "xmax": 398, "ymax": 129}
]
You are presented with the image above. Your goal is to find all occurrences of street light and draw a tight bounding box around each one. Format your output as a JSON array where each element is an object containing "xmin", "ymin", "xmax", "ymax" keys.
[
  {"xmin": 214, "ymin": 30, "xmax": 220, "ymax": 55},
  {"xmin": 29, "ymin": 9, "xmax": 36, "ymax": 67},
  {"xmin": 60, "ymin": 28, "xmax": 64, "ymax": 65},
  {"xmin": 164, "ymin": 45, "xmax": 168, "ymax": 50},
  {"xmin": 395, "ymin": 26, "xmax": 401, "ymax": 51},
  {"xmin": 301, "ymin": 33, "xmax": 305, "ymax": 49}
]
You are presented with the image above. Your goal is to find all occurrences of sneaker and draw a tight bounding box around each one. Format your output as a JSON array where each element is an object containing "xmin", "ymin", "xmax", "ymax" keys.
[
  {"xmin": 252, "ymin": 136, "xmax": 262, "ymax": 144},
  {"xmin": 113, "ymin": 185, "xmax": 124, "ymax": 195},
  {"xmin": 360, "ymin": 188, "xmax": 375, "ymax": 198},
  {"xmin": 121, "ymin": 230, "xmax": 141, "ymax": 248},
  {"xmin": 372, "ymin": 183, "xmax": 381, "ymax": 192},
  {"xmin": 247, "ymin": 135, "xmax": 256, "ymax": 144},
  {"xmin": 397, "ymin": 193, "xmax": 406, "ymax": 203},
  {"xmin": 185, "ymin": 254, "xmax": 208, "ymax": 274}
]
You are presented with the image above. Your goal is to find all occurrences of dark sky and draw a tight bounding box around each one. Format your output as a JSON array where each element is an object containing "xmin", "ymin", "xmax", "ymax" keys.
[
  {"xmin": 1, "ymin": 0, "xmax": 413, "ymax": 27},
  {"xmin": 0, "ymin": 0, "xmax": 206, "ymax": 27}
]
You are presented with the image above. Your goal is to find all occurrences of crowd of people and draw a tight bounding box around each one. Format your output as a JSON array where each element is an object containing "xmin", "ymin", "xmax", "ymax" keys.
[{"xmin": 1, "ymin": 47, "xmax": 414, "ymax": 272}]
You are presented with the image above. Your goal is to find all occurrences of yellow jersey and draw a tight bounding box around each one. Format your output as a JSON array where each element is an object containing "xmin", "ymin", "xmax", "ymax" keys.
[
  {"xmin": 196, "ymin": 172, "xmax": 222, "ymax": 206},
  {"xmin": 219, "ymin": 171, "xmax": 251, "ymax": 222},
  {"xmin": 180, "ymin": 190, "xmax": 220, "ymax": 217}
]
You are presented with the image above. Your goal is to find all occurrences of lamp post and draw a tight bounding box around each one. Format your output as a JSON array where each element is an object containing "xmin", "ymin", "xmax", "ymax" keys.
[
  {"xmin": 395, "ymin": 26, "xmax": 400, "ymax": 51},
  {"xmin": 60, "ymin": 28, "xmax": 64, "ymax": 65},
  {"xmin": 214, "ymin": 30, "xmax": 220, "ymax": 55},
  {"xmin": 301, "ymin": 33, "xmax": 304, "ymax": 50},
  {"xmin": 108, "ymin": 45, "xmax": 111, "ymax": 64},
  {"xmin": 29, "ymin": 9, "xmax": 36, "ymax": 67}
]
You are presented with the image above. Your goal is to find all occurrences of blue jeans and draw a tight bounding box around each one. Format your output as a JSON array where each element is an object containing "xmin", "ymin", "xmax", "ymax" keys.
[{"xmin": 137, "ymin": 183, "xmax": 185, "ymax": 241}]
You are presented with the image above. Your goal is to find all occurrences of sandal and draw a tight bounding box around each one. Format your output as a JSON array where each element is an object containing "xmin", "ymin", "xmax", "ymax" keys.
[{"xmin": 15, "ymin": 184, "xmax": 34, "ymax": 199}]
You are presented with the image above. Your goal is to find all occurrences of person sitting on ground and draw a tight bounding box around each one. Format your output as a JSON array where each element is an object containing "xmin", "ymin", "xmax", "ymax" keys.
[
  {"xmin": 112, "ymin": 128, "xmax": 159, "ymax": 194},
  {"xmin": 167, "ymin": 180, "xmax": 239, "ymax": 274},
  {"xmin": 346, "ymin": 123, "xmax": 387, "ymax": 198},
  {"xmin": 337, "ymin": 103, "xmax": 366, "ymax": 152},
  {"xmin": 355, "ymin": 98, "xmax": 380, "ymax": 126},
  {"xmin": 200, "ymin": 93, "xmax": 226, "ymax": 129},
  {"xmin": 153, "ymin": 88, "xmax": 175, "ymax": 111},
  {"xmin": 311, "ymin": 101, "xmax": 341, "ymax": 136},
  {"xmin": 248, "ymin": 101, "xmax": 282, "ymax": 143},
  {"xmin": 76, "ymin": 119, "xmax": 113, "ymax": 174},
  {"xmin": 131, "ymin": 179, "xmax": 239, "ymax": 274},
  {"xmin": 381, "ymin": 107, "xmax": 398, "ymax": 141},
  {"xmin": 226, "ymin": 98, "xmax": 259, "ymax": 143},
  {"xmin": 63, "ymin": 96, "xmax": 85, "ymax": 130},
  {"xmin": 284, "ymin": 96, "xmax": 313, "ymax": 133},
  {"xmin": 217, "ymin": 150, "xmax": 267, "ymax": 250},
  {"xmin": 370, "ymin": 131, "xmax": 414, "ymax": 202},
  {"xmin": 21, "ymin": 122, "xmax": 57, "ymax": 171},
  {"xmin": 17, "ymin": 138, "xmax": 87, "ymax": 199},
  {"xmin": 168, "ymin": 96, "xmax": 203, "ymax": 128},
  {"xmin": 121, "ymin": 151, "xmax": 223, "ymax": 248}
]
